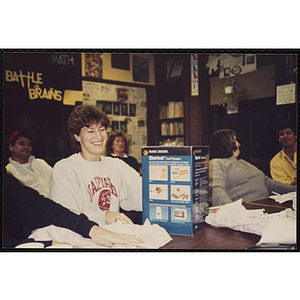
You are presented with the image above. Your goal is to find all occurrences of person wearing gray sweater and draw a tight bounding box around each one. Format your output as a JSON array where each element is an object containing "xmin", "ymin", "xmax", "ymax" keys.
[{"xmin": 209, "ymin": 129, "xmax": 295, "ymax": 206}]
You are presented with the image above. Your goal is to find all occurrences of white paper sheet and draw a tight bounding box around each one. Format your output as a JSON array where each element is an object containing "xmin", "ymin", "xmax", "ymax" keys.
[
  {"xmin": 257, "ymin": 216, "xmax": 296, "ymax": 245},
  {"xmin": 28, "ymin": 219, "xmax": 172, "ymax": 249},
  {"xmin": 270, "ymin": 191, "xmax": 296, "ymax": 204},
  {"xmin": 205, "ymin": 199, "xmax": 294, "ymax": 238}
]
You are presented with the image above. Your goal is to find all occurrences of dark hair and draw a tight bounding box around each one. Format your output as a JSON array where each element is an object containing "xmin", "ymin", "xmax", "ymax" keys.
[
  {"xmin": 68, "ymin": 104, "xmax": 110, "ymax": 152},
  {"xmin": 10, "ymin": 133, "xmax": 32, "ymax": 146},
  {"xmin": 210, "ymin": 129, "xmax": 238, "ymax": 159},
  {"xmin": 105, "ymin": 130, "xmax": 129, "ymax": 155},
  {"xmin": 277, "ymin": 120, "xmax": 296, "ymax": 135},
  {"xmin": 8, "ymin": 128, "xmax": 36, "ymax": 146}
]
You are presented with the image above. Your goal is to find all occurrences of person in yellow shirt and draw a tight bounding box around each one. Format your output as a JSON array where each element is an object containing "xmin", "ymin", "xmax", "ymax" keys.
[{"xmin": 270, "ymin": 121, "xmax": 297, "ymax": 185}]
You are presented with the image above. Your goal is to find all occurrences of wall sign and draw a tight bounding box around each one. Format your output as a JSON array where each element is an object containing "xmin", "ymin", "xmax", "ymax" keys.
[
  {"xmin": 276, "ymin": 83, "xmax": 296, "ymax": 105},
  {"xmin": 4, "ymin": 52, "xmax": 82, "ymax": 103}
]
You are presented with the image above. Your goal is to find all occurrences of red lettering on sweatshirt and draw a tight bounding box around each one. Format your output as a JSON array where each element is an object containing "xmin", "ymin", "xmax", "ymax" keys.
[
  {"xmin": 98, "ymin": 189, "xmax": 111, "ymax": 211},
  {"xmin": 87, "ymin": 176, "xmax": 118, "ymax": 202}
]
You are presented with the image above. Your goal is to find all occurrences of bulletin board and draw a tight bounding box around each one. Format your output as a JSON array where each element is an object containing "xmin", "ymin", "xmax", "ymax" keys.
[{"xmin": 81, "ymin": 53, "xmax": 155, "ymax": 85}]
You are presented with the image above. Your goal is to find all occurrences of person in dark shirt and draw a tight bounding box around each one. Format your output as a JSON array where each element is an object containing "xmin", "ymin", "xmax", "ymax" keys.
[
  {"xmin": 2, "ymin": 170, "xmax": 142, "ymax": 248},
  {"xmin": 105, "ymin": 130, "xmax": 140, "ymax": 174},
  {"xmin": 105, "ymin": 130, "xmax": 142, "ymax": 224}
]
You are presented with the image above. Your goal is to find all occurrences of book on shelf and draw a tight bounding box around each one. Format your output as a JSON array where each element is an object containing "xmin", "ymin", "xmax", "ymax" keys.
[
  {"xmin": 161, "ymin": 121, "xmax": 184, "ymax": 136},
  {"xmin": 159, "ymin": 101, "xmax": 184, "ymax": 119}
]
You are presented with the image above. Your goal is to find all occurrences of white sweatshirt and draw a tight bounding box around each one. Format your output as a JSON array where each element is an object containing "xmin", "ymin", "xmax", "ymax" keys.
[
  {"xmin": 6, "ymin": 155, "xmax": 52, "ymax": 197},
  {"xmin": 49, "ymin": 153, "xmax": 142, "ymax": 225}
]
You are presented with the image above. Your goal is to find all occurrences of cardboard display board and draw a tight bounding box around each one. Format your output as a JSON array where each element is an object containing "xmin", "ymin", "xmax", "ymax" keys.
[{"xmin": 142, "ymin": 146, "xmax": 209, "ymax": 236}]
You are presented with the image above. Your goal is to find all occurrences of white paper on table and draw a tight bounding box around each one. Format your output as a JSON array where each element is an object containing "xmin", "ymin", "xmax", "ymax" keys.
[
  {"xmin": 205, "ymin": 199, "xmax": 285, "ymax": 236},
  {"xmin": 256, "ymin": 216, "xmax": 296, "ymax": 245},
  {"xmin": 270, "ymin": 191, "xmax": 296, "ymax": 204},
  {"xmin": 28, "ymin": 219, "xmax": 172, "ymax": 249},
  {"xmin": 205, "ymin": 199, "xmax": 296, "ymax": 244},
  {"xmin": 206, "ymin": 199, "xmax": 265, "ymax": 225}
]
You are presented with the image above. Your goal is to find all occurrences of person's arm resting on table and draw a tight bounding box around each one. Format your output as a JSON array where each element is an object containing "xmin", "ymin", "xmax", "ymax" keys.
[
  {"xmin": 4, "ymin": 172, "xmax": 142, "ymax": 247},
  {"xmin": 89, "ymin": 225, "xmax": 143, "ymax": 247}
]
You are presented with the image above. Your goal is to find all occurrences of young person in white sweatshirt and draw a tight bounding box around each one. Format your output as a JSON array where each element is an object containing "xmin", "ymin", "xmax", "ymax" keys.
[
  {"xmin": 6, "ymin": 128, "xmax": 52, "ymax": 197},
  {"xmin": 49, "ymin": 105, "xmax": 142, "ymax": 226}
]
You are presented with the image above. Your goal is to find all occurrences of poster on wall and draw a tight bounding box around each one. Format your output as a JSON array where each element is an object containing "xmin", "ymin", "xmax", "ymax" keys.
[
  {"xmin": 132, "ymin": 55, "xmax": 150, "ymax": 83},
  {"xmin": 191, "ymin": 54, "xmax": 198, "ymax": 96},
  {"xmin": 83, "ymin": 53, "xmax": 103, "ymax": 78},
  {"xmin": 276, "ymin": 83, "xmax": 296, "ymax": 105},
  {"xmin": 219, "ymin": 54, "xmax": 257, "ymax": 78},
  {"xmin": 82, "ymin": 81, "xmax": 147, "ymax": 163}
]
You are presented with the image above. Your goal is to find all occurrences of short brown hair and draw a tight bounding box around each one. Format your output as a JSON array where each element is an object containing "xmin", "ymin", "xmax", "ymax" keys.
[
  {"xmin": 106, "ymin": 130, "xmax": 129, "ymax": 155},
  {"xmin": 210, "ymin": 129, "xmax": 237, "ymax": 159},
  {"xmin": 68, "ymin": 104, "xmax": 109, "ymax": 152}
]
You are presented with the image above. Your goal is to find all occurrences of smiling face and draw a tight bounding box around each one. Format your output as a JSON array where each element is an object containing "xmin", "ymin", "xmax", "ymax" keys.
[
  {"xmin": 278, "ymin": 128, "xmax": 297, "ymax": 149},
  {"xmin": 9, "ymin": 136, "xmax": 32, "ymax": 164},
  {"xmin": 74, "ymin": 123, "xmax": 107, "ymax": 161},
  {"xmin": 112, "ymin": 136, "xmax": 125, "ymax": 156}
]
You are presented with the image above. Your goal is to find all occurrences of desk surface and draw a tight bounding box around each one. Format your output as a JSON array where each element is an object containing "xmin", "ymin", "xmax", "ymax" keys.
[
  {"xmin": 162, "ymin": 224, "xmax": 261, "ymax": 250},
  {"xmin": 161, "ymin": 199, "xmax": 293, "ymax": 250},
  {"xmin": 14, "ymin": 199, "xmax": 293, "ymax": 250}
]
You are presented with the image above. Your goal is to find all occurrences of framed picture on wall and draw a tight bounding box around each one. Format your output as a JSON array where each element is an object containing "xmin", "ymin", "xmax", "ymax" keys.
[
  {"xmin": 83, "ymin": 53, "xmax": 103, "ymax": 78},
  {"xmin": 132, "ymin": 55, "xmax": 150, "ymax": 83},
  {"xmin": 169, "ymin": 59, "xmax": 183, "ymax": 81}
]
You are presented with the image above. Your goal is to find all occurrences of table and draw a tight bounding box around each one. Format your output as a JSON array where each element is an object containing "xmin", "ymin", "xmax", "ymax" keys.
[
  {"xmin": 13, "ymin": 198, "xmax": 294, "ymax": 250},
  {"xmin": 161, "ymin": 199, "xmax": 294, "ymax": 250}
]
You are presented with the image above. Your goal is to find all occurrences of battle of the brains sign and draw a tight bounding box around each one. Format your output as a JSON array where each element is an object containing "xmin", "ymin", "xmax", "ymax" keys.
[{"xmin": 4, "ymin": 52, "xmax": 82, "ymax": 102}]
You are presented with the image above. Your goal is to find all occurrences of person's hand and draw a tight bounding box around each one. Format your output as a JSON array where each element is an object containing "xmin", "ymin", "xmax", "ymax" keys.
[
  {"xmin": 291, "ymin": 177, "xmax": 297, "ymax": 186},
  {"xmin": 89, "ymin": 225, "xmax": 143, "ymax": 247},
  {"xmin": 105, "ymin": 211, "xmax": 133, "ymax": 225}
]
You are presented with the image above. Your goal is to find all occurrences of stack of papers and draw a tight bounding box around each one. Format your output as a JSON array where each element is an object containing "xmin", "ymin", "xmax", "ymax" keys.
[
  {"xmin": 270, "ymin": 191, "xmax": 296, "ymax": 204},
  {"xmin": 205, "ymin": 199, "xmax": 296, "ymax": 245}
]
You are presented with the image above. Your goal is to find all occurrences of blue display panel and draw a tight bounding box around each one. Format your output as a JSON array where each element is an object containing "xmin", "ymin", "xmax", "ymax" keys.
[{"xmin": 142, "ymin": 146, "xmax": 209, "ymax": 236}]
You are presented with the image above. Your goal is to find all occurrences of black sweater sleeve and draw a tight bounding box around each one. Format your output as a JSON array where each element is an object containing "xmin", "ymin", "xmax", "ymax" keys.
[{"xmin": 3, "ymin": 171, "xmax": 98, "ymax": 241}]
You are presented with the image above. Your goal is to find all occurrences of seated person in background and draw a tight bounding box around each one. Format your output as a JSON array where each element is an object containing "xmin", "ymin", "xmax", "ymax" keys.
[
  {"xmin": 270, "ymin": 121, "xmax": 297, "ymax": 185},
  {"xmin": 49, "ymin": 105, "xmax": 142, "ymax": 226},
  {"xmin": 6, "ymin": 127, "xmax": 52, "ymax": 197},
  {"xmin": 209, "ymin": 129, "xmax": 295, "ymax": 207},
  {"xmin": 3, "ymin": 170, "xmax": 142, "ymax": 248},
  {"xmin": 105, "ymin": 130, "xmax": 140, "ymax": 174}
]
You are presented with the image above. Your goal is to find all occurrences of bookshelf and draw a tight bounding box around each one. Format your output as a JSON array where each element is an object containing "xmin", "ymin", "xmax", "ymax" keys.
[
  {"xmin": 153, "ymin": 54, "xmax": 190, "ymax": 146},
  {"xmin": 159, "ymin": 101, "xmax": 185, "ymax": 146}
]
